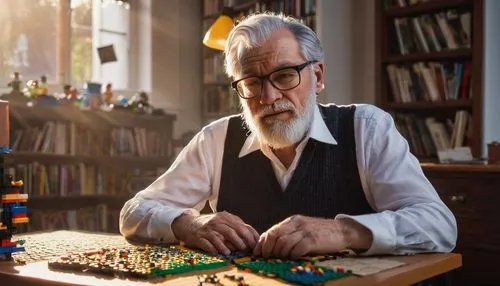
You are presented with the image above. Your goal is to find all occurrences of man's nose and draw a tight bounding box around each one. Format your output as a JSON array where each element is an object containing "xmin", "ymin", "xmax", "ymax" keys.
[{"xmin": 259, "ymin": 80, "xmax": 282, "ymax": 105}]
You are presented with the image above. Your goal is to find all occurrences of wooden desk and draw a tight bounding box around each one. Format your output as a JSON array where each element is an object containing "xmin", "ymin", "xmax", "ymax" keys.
[
  {"xmin": 0, "ymin": 231, "xmax": 462, "ymax": 286},
  {"xmin": 422, "ymin": 163, "xmax": 500, "ymax": 286}
]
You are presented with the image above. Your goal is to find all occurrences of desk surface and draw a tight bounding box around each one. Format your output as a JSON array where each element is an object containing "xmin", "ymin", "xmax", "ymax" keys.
[{"xmin": 0, "ymin": 231, "xmax": 462, "ymax": 286}]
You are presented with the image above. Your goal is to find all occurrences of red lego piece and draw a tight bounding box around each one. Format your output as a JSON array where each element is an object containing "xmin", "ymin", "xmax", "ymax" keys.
[
  {"xmin": 1, "ymin": 239, "xmax": 16, "ymax": 247},
  {"xmin": 12, "ymin": 214, "xmax": 27, "ymax": 219}
]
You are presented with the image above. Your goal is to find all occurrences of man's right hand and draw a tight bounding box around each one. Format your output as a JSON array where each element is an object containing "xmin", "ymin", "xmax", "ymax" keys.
[{"xmin": 171, "ymin": 211, "xmax": 260, "ymax": 255}]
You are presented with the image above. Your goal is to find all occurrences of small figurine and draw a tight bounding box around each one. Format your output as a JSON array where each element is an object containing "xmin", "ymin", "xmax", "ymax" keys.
[
  {"xmin": 63, "ymin": 84, "xmax": 71, "ymax": 98},
  {"xmin": 69, "ymin": 87, "xmax": 79, "ymax": 102},
  {"xmin": 24, "ymin": 80, "xmax": 39, "ymax": 98},
  {"xmin": 81, "ymin": 82, "xmax": 102, "ymax": 110},
  {"xmin": 102, "ymin": 83, "xmax": 113, "ymax": 105},
  {"xmin": 7, "ymin": 72, "xmax": 22, "ymax": 93},
  {"xmin": 22, "ymin": 78, "xmax": 58, "ymax": 106},
  {"xmin": 128, "ymin": 91, "xmax": 152, "ymax": 114},
  {"xmin": 57, "ymin": 84, "xmax": 78, "ymax": 106},
  {"xmin": 39, "ymin": 75, "xmax": 48, "ymax": 96}
]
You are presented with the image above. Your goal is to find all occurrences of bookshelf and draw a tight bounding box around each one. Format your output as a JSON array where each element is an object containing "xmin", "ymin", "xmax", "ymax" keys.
[
  {"xmin": 201, "ymin": 0, "xmax": 317, "ymax": 124},
  {"xmin": 3, "ymin": 99, "xmax": 176, "ymax": 233},
  {"xmin": 375, "ymin": 0, "xmax": 484, "ymax": 160}
]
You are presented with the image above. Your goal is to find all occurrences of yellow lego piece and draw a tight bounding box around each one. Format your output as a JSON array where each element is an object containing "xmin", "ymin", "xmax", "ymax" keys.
[
  {"xmin": 12, "ymin": 217, "xmax": 29, "ymax": 224},
  {"xmin": 1, "ymin": 193, "xmax": 28, "ymax": 202},
  {"xmin": 11, "ymin": 180, "xmax": 24, "ymax": 187}
]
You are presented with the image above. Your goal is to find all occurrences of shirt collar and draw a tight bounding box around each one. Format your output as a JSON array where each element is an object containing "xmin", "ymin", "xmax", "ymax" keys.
[{"xmin": 238, "ymin": 104, "xmax": 338, "ymax": 158}]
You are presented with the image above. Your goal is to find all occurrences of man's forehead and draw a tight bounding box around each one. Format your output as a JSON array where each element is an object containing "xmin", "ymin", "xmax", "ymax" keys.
[{"xmin": 238, "ymin": 34, "xmax": 302, "ymax": 74}]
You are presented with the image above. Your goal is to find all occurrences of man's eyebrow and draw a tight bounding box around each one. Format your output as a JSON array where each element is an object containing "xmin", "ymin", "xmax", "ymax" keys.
[
  {"xmin": 241, "ymin": 62, "xmax": 300, "ymax": 77},
  {"xmin": 273, "ymin": 62, "xmax": 299, "ymax": 70}
]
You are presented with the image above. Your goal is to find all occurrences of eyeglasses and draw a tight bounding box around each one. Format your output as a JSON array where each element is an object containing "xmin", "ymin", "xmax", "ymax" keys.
[{"xmin": 231, "ymin": 60, "xmax": 318, "ymax": 99}]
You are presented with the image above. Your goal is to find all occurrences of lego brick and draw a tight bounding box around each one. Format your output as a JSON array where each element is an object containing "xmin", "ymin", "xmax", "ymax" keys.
[
  {"xmin": 13, "ymin": 213, "xmax": 27, "ymax": 219},
  {"xmin": 0, "ymin": 246, "xmax": 25, "ymax": 255},
  {"xmin": 12, "ymin": 217, "xmax": 29, "ymax": 224},
  {"xmin": 2, "ymin": 194, "xmax": 28, "ymax": 201},
  {"xmin": 1, "ymin": 240, "xmax": 16, "ymax": 247},
  {"xmin": 9, "ymin": 206, "xmax": 27, "ymax": 215},
  {"xmin": 1, "ymin": 199, "xmax": 28, "ymax": 204}
]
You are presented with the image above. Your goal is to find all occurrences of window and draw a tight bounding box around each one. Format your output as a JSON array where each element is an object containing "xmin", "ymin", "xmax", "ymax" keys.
[
  {"xmin": 0, "ymin": 0, "xmax": 130, "ymax": 92},
  {"xmin": 0, "ymin": 0, "xmax": 58, "ymax": 87},
  {"xmin": 92, "ymin": 0, "xmax": 130, "ymax": 90},
  {"xmin": 71, "ymin": 0, "xmax": 93, "ymax": 88}
]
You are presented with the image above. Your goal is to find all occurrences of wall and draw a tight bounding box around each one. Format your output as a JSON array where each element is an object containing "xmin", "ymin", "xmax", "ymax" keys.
[
  {"xmin": 316, "ymin": 0, "xmax": 375, "ymax": 106},
  {"xmin": 128, "ymin": 0, "xmax": 202, "ymax": 137},
  {"xmin": 483, "ymin": 0, "xmax": 500, "ymax": 156}
]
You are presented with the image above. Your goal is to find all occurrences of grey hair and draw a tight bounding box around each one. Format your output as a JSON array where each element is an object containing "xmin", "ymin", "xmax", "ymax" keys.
[{"xmin": 224, "ymin": 12, "xmax": 324, "ymax": 79}]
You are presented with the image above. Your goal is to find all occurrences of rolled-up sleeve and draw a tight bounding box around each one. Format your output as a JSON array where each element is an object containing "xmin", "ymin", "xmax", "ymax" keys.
[
  {"xmin": 119, "ymin": 119, "xmax": 227, "ymax": 243},
  {"xmin": 337, "ymin": 106, "xmax": 457, "ymax": 255}
]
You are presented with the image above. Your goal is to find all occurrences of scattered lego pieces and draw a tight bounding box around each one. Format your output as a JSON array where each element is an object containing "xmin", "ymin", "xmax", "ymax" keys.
[
  {"xmin": 198, "ymin": 274, "xmax": 220, "ymax": 284},
  {"xmin": 224, "ymin": 274, "xmax": 249, "ymax": 286},
  {"xmin": 12, "ymin": 231, "xmax": 130, "ymax": 264},
  {"xmin": 235, "ymin": 258, "xmax": 352, "ymax": 285},
  {"xmin": 48, "ymin": 245, "xmax": 229, "ymax": 279}
]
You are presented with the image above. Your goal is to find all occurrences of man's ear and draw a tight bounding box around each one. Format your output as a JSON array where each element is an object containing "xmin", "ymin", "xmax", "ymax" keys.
[{"xmin": 313, "ymin": 62, "xmax": 325, "ymax": 94}]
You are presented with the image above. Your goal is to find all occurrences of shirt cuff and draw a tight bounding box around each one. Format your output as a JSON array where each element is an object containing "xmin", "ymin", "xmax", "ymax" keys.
[
  {"xmin": 150, "ymin": 207, "xmax": 200, "ymax": 243},
  {"xmin": 335, "ymin": 213, "xmax": 396, "ymax": 255}
]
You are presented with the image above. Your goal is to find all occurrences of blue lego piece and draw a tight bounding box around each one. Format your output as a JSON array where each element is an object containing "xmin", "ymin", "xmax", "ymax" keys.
[
  {"xmin": 9, "ymin": 206, "xmax": 27, "ymax": 215},
  {"xmin": 0, "ymin": 146, "xmax": 11, "ymax": 154},
  {"xmin": 0, "ymin": 246, "xmax": 25, "ymax": 254},
  {"xmin": 83, "ymin": 82, "xmax": 102, "ymax": 95}
]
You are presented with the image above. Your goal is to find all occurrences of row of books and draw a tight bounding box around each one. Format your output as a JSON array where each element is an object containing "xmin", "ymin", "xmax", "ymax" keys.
[
  {"xmin": 203, "ymin": 0, "xmax": 316, "ymax": 27},
  {"xmin": 110, "ymin": 127, "xmax": 170, "ymax": 157},
  {"xmin": 203, "ymin": 53, "xmax": 228, "ymax": 84},
  {"xmin": 232, "ymin": 0, "xmax": 316, "ymax": 30},
  {"xmin": 386, "ymin": 61, "xmax": 471, "ymax": 102},
  {"xmin": 203, "ymin": 86, "xmax": 240, "ymax": 115},
  {"xmin": 392, "ymin": 10, "xmax": 471, "ymax": 55},
  {"xmin": 393, "ymin": 110, "xmax": 471, "ymax": 158},
  {"xmin": 240, "ymin": 0, "xmax": 316, "ymax": 17},
  {"xmin": 10, "ymin": 121, "xmax": 171, "ymax": 158},
  {"xmin": 203, "ymin": 0, "xmax": 231, "ymax": 16},
  {"xmin": 6, "ymin": 163, "xmax": 163, "ymax": 197},
  {"xmin": 384, "ymin": 0, "xmax": 448, "ymax": 9},
  {"xmin": 17, "ymin": 205, "xmax": 119, "ymax": 234}
]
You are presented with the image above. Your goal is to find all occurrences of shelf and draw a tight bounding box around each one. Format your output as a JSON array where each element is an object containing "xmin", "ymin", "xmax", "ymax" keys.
[
  {"xmin": 384, "ymin": 49, "xmax": 472, "ymax": 63},
  {"xmin": 7, "ymin": 101, "xmax": 176, "ymax": 131},
  {"xmin": 233, "ymin": 0, "xmax": 259, "ymax": 11},
  {"xmin": 421, "ymin": 162, "xmax": 500, "ymax": 173},
  {"xmin": 4, "ymin": 152, "xmax": 171, "ymax": 169},
  {"xmin": 384, "ymin": 100, "xmax": 473, "ymax": 110},
  {"xmin": 385, "ymin": 0, "xmax": 473, "ymax": 17},
  {"xmin": 27, "ymin": 195, "xmax": 132, "ymax": 210}
]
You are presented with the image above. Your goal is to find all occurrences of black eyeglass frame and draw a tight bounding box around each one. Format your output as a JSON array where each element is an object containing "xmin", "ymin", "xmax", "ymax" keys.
[{"xmin": 231, "ymin": 60, "xmax": 318, "ymax": 99}]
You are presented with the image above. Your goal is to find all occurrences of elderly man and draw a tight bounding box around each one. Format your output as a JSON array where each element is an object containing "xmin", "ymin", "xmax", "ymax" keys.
[{"xmin": 120, "ymin": 13, "xmax": 456, "ymax": 259}]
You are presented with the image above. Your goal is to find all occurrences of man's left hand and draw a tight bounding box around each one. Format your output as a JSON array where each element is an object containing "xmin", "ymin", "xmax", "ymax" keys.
[{"xmin": 253, "ymin": 215, "xmax": 373, "ymax": 259}]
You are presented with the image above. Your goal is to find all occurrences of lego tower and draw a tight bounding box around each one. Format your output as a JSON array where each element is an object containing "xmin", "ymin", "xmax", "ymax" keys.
[{"xmin": 0, "ymin": 100, "xmax": 28, "ymax": 260}]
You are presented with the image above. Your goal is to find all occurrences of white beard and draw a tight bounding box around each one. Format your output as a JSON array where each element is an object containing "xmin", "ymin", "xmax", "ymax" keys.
[{"xmin": 241, "ymin": 90, "xmax": 316, "ymax": 149}]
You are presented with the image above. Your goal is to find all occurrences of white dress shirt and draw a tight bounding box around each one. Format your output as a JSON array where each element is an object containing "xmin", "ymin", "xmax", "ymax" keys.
[{"xmin": 120, "ymin": 104, "xmax": 457, "ymax": 255}]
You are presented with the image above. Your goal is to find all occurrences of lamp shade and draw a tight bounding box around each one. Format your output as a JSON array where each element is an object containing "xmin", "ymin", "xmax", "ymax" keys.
[{"xmin": 203, "ymin": 14, "xmax": 234, "ymax": 51}]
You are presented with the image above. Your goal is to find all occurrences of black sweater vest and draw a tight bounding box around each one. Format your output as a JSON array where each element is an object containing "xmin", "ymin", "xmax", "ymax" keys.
[{"xmin": 217, "ymin": 104, "xmax": 374, "ymax": 234}]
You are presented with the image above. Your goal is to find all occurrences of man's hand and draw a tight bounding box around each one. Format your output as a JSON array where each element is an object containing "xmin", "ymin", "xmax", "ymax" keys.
[
  {"xmin": 171, "ymin": 211, "xmax": 260, "ymax": 255},
  {"xmin": 253, "ymin": 215, "xmax": 373, "ymax": 259}
]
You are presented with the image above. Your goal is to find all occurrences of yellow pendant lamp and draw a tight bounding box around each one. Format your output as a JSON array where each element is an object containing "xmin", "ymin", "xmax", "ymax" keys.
[{"xmin": 203, "ymin": 7, "xmax": 235, "ymax": 51}]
